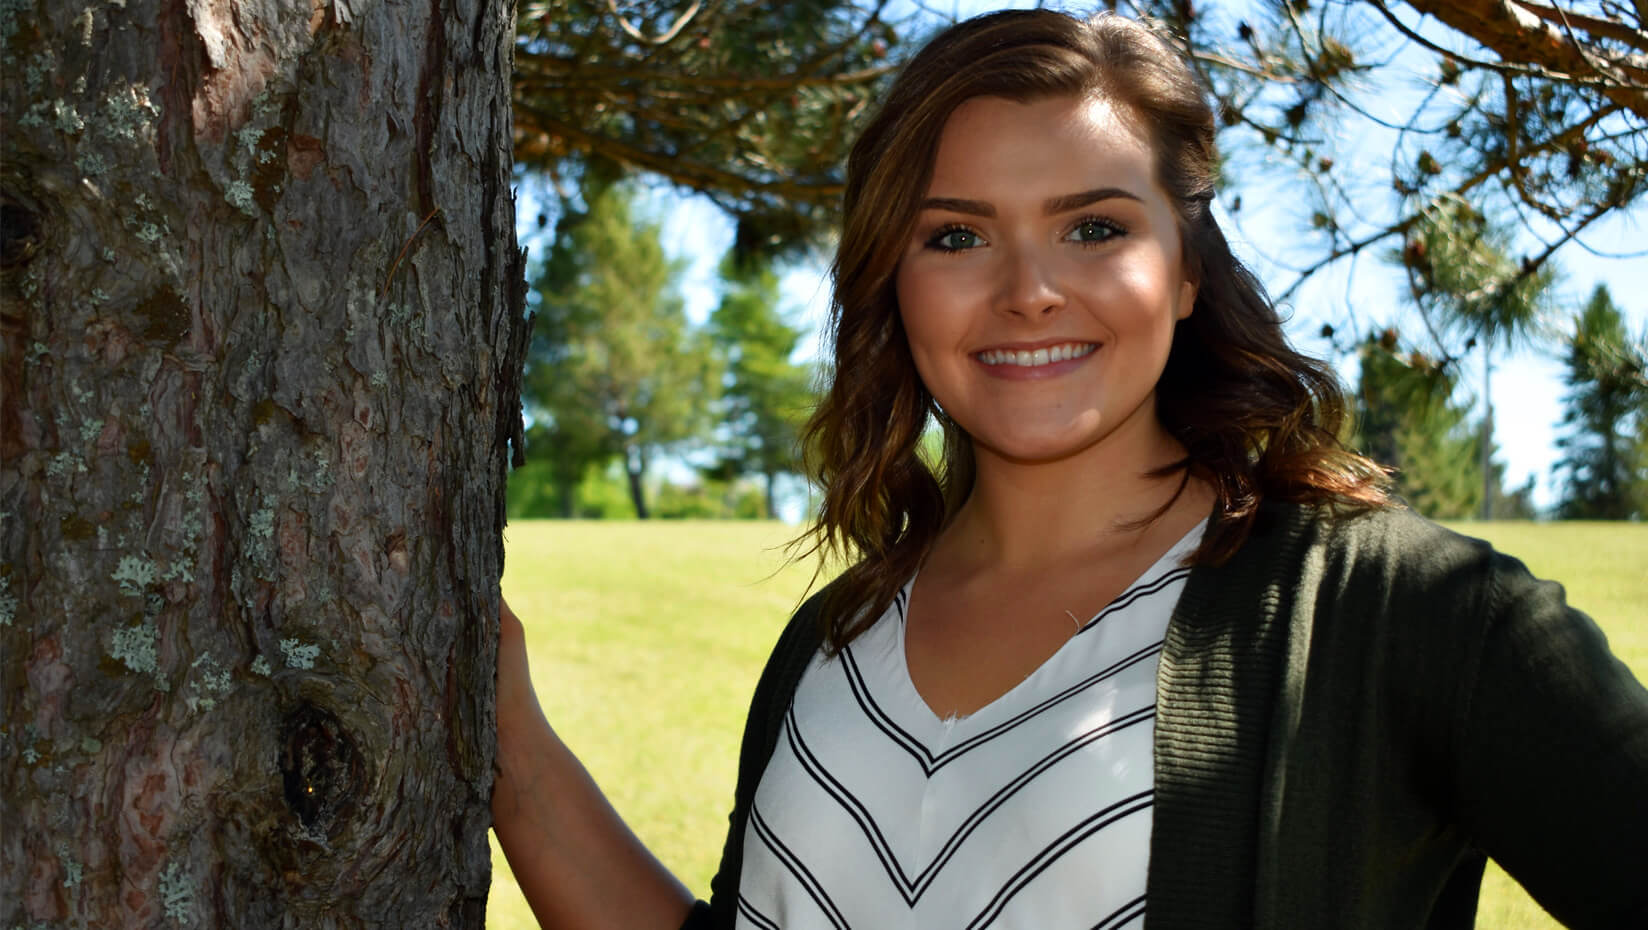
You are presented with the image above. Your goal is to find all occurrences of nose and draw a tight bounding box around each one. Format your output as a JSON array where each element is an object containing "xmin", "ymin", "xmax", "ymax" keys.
[{"xmin": 996, "ymin": 243, "xmax": 1064, "ymax": 320}]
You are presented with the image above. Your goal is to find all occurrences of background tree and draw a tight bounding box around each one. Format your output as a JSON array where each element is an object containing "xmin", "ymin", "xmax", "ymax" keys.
[
  {"xmin": 504, "ymin": 420, "xmax": 612, "ymax": 519},
  {"xmin": 1352, "ymin": 332, "xmax": 1489, "ymax": 517},
  {"xmin": 705, "ymin": 256, "xmax": 816, "ymax": 519},
  {"xmin": 527, "ymin": 182, "xmax": 717, "ymax": 519},
  {"xmin": 1553, "ymin": 284, "xmax": 1648, "ymax": 518},
  {"xmin": 2, "ymin": 0, "xmax": 526, "ymax": 925}
]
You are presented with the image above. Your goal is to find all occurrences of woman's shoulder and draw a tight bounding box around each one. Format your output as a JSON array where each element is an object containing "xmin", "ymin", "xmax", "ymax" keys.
[
  {"xmin": 1258, "ymin": 497, "xmax": 1558, "ymax": 622},
  {"xmin": 1264, "ymin": 497, "xmax": 1497, "ymax": 570}
]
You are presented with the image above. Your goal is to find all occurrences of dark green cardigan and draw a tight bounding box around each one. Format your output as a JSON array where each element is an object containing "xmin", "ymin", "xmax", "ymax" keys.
[{"xmin": 683, "ymin": 502, "xmax": 1648, "ymax": 929}]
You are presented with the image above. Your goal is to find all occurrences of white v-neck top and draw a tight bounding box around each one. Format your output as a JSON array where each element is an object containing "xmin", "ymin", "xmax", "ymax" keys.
[{"xmin": 735, "ymin": 523, "xmax": 1204, "ymax": 930}]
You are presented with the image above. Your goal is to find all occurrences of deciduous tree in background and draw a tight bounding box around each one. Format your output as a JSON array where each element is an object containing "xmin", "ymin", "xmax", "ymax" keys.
[
  {"xmin": 1, "ymin": 0, "xmax": 527, "ymax": 925},
  {"xmin": 1553, "ymin": 284, "xmax": 1648, "ymax": 518},
  {"xmin": 526, "ymin": 182, "xmax": 717, "ymax": 519}
]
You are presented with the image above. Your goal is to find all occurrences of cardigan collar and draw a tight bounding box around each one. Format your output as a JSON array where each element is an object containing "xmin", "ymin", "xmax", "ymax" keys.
[{"xmin": 1145, "ymin": 499, "xmax": 1317, "ymax": 930}]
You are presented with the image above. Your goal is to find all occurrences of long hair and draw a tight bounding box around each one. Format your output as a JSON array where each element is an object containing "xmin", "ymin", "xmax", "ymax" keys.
[{"xmin": 798, "ymin": 10, "xmax": 1388, "ymax": 651}]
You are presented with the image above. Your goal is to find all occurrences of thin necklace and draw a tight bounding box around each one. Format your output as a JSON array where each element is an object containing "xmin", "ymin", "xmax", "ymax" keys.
[{"xmin": 1065, "ymin": 609, "xmax": 1084, "ymax": 635}]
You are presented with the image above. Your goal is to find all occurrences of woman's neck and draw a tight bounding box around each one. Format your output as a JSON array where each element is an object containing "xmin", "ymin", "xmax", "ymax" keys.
[{"xmin": 936, "ymin": 423, "xmax": 1212, "ymax": 575}]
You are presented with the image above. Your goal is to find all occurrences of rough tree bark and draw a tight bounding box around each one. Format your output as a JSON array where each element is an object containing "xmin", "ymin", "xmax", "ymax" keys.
[{"xmin": 0, "ymin": 0, "xmax": 529, "ymax": 926}]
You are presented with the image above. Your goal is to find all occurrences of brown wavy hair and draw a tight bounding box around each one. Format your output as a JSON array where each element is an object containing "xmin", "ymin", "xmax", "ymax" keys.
[{"xmin": 798, "ymin": 9, "xmax": 1388, "ymax": 651}]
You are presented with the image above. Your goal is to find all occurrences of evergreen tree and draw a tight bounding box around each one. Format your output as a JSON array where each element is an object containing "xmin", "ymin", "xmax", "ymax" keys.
[
  {"xmin": 525, "ymin": 182, "xmax": 717, "ymax": 519},
  {"xmin": 1553, "ymin": 285, "xmax": 1648, "ymax": 519},
  {"xmin": 1352, "ymin": 332, "xmax": 1485, "ymax": 519},
  {"xmin": 706, "ymin": 256, "xmax": 816, "ymax": 518}
]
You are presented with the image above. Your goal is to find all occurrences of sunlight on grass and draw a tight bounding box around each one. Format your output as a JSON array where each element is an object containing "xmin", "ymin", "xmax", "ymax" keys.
[{"xmin": 489, "ymin": 519, "xmax": 1645, "ymax": 929}]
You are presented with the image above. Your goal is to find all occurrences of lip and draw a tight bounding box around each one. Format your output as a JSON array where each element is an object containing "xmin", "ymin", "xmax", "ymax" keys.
[{"xmin": 972, "ymin": 340, "xmax": 1099, "ymax": 380}]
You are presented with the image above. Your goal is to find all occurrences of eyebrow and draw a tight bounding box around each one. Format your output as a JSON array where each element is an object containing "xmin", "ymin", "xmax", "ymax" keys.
[
  {"xmin": 1045, "ymin": 187, "xmax": 1143, "ymax": 214},
  {"xmin": 918, "ymin": 187, "xmax": 1144, "ymax": 218}
]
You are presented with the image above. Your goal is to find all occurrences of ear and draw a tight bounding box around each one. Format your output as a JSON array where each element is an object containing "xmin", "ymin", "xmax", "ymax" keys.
[{"xmin": 1175, "ymin": 276, "xmax": 1197, "ymax": 321}]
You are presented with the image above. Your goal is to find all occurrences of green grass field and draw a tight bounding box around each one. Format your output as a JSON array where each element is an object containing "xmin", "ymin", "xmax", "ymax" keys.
[{"xmin": 489, "ymin": 519, "xmax": 1646, "ymax": 929}]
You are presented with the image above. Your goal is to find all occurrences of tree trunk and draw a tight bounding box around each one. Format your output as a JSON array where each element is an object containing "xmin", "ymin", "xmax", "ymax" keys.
[
  {"xmin": 763, "ymin": 469, "xmax": 776, "ymax": 522},
  {"xmin": 1600, "ymin": 393, "xmax": 1620, "ymax": 516},
  {"xmin": 625, "ymin": 446, "xmax": 649, "ymax": 520},
  {"xmin": 0, "ymin": 0, "xmax": 528, "ymax": 926},
  {"xmin": 1481, "ymin": 341, "xmax": 1495, "ymax": 521}
]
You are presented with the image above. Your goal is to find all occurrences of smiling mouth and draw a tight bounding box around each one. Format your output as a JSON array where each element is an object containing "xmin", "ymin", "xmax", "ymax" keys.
[{"xmin": 976, "ymin": 342, "xmax": 1098, "ymax": 367}]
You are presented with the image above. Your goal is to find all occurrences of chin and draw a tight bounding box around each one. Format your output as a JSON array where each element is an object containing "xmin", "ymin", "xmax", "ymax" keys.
[{"xmin": 974, "ymin": 433, "xmax": 1107, "ymax": 466}]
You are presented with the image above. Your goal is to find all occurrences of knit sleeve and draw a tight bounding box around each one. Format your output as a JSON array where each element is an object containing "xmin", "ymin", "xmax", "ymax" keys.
[{"xmin": 1450, "ymin": 551, "xmax": 1648, "ymax": 929}]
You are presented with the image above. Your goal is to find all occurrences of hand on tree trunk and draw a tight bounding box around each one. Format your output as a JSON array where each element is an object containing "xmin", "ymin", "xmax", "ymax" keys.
[{"xmin": 496, "ymin": 597, "xmax": 537, "ymax": 738}]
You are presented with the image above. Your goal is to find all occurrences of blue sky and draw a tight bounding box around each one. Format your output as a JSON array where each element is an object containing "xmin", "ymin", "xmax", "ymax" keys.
[{"xmin": 644, "ymin": 2, "xmax": 1648, "ymax": 513}]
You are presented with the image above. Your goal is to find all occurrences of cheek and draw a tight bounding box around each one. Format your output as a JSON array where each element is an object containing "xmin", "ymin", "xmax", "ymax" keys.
[
  {"xmin": 893, "ymin": 284, "xmax": 935, "ymax": 387},
  {"xmin": 1074, "ymin": 266, "xmax": 1167, "ymax": 327},
  {"xmin": 899, "ymin": 314, "xmax": 949, "ymax": 399},
  {"xmin": 896, "ymin": 271, "xmax": 959, "ymax": 356},
  {"xmin": 895, "ymin": 316, "xmax": 960, "ymax": 415}
]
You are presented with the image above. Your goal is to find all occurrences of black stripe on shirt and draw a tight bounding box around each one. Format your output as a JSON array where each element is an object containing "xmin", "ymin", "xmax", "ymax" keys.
[
  {"xmin": 736, "ymin": 894, "xmax": 781, "ymax": 930},
  {"xmin": 748, "ymin": 804, "xmax": 851, "ymax": 929},
  {"xmin": 1090, "ymin": 893, "xmax": 1147, "ymax": 930},
  {"xmin": 1075, "ymin": 567, "xmax": 1191, "ymax": 636},
  {"xmin": 965, "ymin": 791, "xmax": 1155, "ymax": 930},
  {"xmin": 839, "ymin": 640, "xmax": 1164, "ymax": 776}
]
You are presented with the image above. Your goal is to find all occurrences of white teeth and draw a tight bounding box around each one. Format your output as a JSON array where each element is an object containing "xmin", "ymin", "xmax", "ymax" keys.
[{"xmin": 979, "ymin": 343, "xmax": 1095, "ymax": 367}]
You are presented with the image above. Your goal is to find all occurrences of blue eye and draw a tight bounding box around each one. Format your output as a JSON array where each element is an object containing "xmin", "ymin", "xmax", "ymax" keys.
[
  {"xmin": 927, "ymin": 226, "xmax": 982, "ymax": 252},
  {"xmin": 1068, "ymin": 218, "xmax": 1125, "ymax": 243}
]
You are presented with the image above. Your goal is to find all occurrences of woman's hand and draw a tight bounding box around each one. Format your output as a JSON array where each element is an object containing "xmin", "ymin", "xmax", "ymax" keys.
[
  {"xmin": 496, "ymin": 596, "xmax": 537, "ymax": 736},
  {"xmin": 493, "ymin": 595, "xmax": 543, "ymax": 830}
]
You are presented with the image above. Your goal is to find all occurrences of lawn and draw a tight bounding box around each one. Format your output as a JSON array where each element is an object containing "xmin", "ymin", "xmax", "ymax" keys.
[{"xmin": 489, "ymin": 519, "xmax": 1646, "ymax": 929}]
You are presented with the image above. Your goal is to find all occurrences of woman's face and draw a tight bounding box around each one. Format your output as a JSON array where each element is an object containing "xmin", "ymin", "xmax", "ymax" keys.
[{"xmin": 895, "ymin": 92, "xmax": 1197, "ymax": 471}]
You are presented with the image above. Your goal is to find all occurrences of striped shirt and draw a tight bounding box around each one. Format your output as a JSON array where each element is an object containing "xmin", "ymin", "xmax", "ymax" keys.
[{"xmin": 735, "ymin": 523, "xmax": 1203, "ymax": 929}]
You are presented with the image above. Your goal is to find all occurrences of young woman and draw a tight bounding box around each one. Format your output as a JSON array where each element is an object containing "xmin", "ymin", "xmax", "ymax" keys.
[{"xmin": 493, "ymin": 10, "xmax": 1648, "ymax": 929}]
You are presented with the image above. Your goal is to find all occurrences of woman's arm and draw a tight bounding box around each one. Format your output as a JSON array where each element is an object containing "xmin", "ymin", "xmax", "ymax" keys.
[
  {"xmin": 1451, "ymin": 554, "xmax": 1648, "ymax": 929},
  {"xmin": 493, "ymin": 598, "xmax": 697, "ymax": 930}
]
